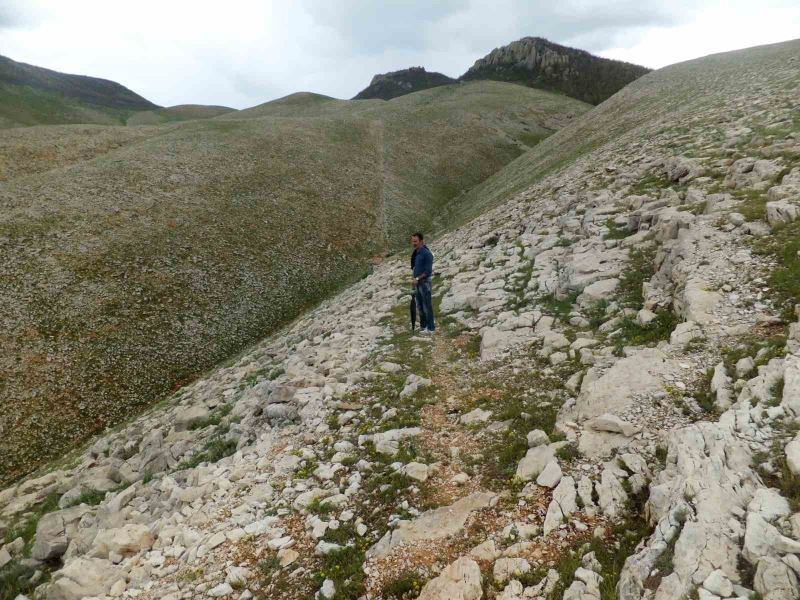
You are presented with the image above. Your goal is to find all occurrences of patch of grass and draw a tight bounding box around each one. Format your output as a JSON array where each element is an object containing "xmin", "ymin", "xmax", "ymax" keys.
[
  {"xmin": 652, "ymin": 509, "xmax": 688, "ymax": 577},
  {"xmin": 0, "ymin": 560, "xmax": 46, "ymax": 600},
  {"xmin": 753, "ymin": 219, "xmax": 800, "ymax": 320},
  {"xmin": 3, "ymin": 491, "xmax": 61, "ymax": 551},
  {"xmin": 655, "ymin": 445, "xmax": 668, "ymax": 469},
  {"xmin": 604, "ymin": 218, "xmax": 631, "ymax": 240},
  {"xmin": 295, "ymin": 459, "xmax": 319, "ymax": 480},
  {"xmin": 256, "ymin": 555, "xmax": 281, "ymax": 586},
  {"xmin": 585, "ymin": 300, "xmax": 611, "ymax": 329},
  {"xmin": 556, "ymin": 443, "xmax": 580, "ymax": 463},
  {"xmin": 381, "ymin": 570, "xmax": 425, "ymax": 599},
  {"xmin": 188, "ymin": 404, "xmax": 233, "ymax": 430},
  {"xmin": 720, "ymin": 334, "xmax": 787, "ymax": 375},
  {"xmin": 758, "ymin": 442, "xmax": 800, "ymax": 511},
  {"xmin": 174, "ymin": 434, "xmax": 237, "ymax": 471},
  {"xmin": 63, "ymin": 488, "xmax": 107, "ymax": 508},
  {"xmin": 767, "ymin": 377, "xmax": 784, "ymax": 407},
  {"xmin": 611, "ymin": 311, "xmax": 679, "ymax": 354},
  {"xmin": 311, "ymin": 542, "xmax": 369, "ymax": 600},
  {"xmin": 617, "ymin": 244, "xmax": 656, "ymax": 308},
  {"xmin": 690, "ymin": 368, "xmax": 717, "ymax": 414},
  {"xmin": 539, "ymin": 292, "xmax": 579, "ymax": 323}
]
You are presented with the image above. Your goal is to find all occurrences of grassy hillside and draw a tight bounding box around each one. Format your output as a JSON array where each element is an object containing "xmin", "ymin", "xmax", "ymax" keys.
[
  {"xmin": 0, "ymin": 54, "xmax": 157, "ymax": 127},
  {"xmin": 126, "ymin": 104, "xmax": 236, "ymax": 125},
  {"xmin": 0, "ymin": 81, "xmax": 589, "ymax": 484},
  {"xmin": 229, "ymin": 81, "xmax": 591, "ymax": 242},
  {"xmin": 447, "ymin": 38, "xmax": 800, "ymax": 228}
]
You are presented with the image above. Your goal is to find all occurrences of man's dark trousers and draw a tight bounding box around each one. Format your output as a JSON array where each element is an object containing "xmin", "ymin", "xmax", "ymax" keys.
[{"xmin": 415, "ymin": 280, "xmax": 435, "ymax": 331}]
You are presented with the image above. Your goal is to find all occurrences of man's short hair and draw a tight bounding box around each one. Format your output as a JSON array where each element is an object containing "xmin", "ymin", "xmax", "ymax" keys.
[{"xmin": 412, "ymin": 232, "xmax": 424, "ymax": 241}]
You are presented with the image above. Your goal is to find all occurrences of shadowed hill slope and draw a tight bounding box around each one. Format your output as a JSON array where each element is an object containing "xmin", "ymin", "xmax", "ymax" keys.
[
  {"xmin": 0, "ymin": 81, "xmax": 589, "ymax": 484},
  {"xmin": 0, "ymin": 54, "xmax": 157, "ymax": 128}
]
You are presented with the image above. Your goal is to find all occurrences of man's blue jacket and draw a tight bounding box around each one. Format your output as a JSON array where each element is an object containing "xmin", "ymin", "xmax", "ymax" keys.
[{"xmin": 412, "ymin": 245, "xmax": 433, "ymax": 280}]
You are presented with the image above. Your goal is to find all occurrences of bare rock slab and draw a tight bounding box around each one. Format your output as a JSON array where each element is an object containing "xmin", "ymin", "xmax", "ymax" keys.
[{"xmin": 367, "ymin": 492, "xmax": 496, "ymax": 558}]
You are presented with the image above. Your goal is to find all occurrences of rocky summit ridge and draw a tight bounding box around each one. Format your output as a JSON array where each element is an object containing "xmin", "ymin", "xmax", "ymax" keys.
[
  {"xmin": 461, "ymin": 37, "xmax": 650, "ymax": 105},
  {"xmin": 1, "ymin": 38, "xmax": 800, "ymax": 600},
  {"xmin": 353, "ymin": 67, "xmax": 456, "ymax": 101}
]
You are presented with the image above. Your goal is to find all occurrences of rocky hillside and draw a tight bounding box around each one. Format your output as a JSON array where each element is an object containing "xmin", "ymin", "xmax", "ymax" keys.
[
  {"xmin": 353, "ymin": 68, "xmax": 456, "ymax": 100},
  {"xmin": 461, "ymin": 37, "xmax": 650, "ymax": 105},
  {"xmin": 1, "ymin": 37, "xmax": 798, "ymax": 600},
  {"xmin": 0, "ymin": 55, "xmax": 157, "ymax": 128},
  {"xmin": 0, "ymin": 81, "xmax": 589, "ymax": 487}
]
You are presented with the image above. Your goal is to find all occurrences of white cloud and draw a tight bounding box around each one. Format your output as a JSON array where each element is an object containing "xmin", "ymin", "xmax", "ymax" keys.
[{"xmin": 0, "ymin": 0, "xmax": 797, "ymax": 108}]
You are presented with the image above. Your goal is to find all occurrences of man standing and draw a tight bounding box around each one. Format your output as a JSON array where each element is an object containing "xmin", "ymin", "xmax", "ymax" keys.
[{"xmin": 410, "ymin": 232, "xmax": 435, "ymax": 333}]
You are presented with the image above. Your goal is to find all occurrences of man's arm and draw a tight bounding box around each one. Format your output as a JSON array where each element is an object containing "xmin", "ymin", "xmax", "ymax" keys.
[{"xmin": 417, "ymin": 249, "xmax": 433, "ymax": 282}]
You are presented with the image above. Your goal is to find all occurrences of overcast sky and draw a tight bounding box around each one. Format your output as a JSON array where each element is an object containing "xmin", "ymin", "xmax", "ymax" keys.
[{"xmin": 1, "ymin": 1, "xmax": 798, "ymax": 109}]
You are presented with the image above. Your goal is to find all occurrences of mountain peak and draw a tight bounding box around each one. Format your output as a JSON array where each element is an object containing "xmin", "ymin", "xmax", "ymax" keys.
[
  {"xmin": 460, "ymin": 36, "xmax": 650, "ymax": 105},
  {"xmin": 354, "ymin": 66, "xmax": 456, "ymax": 100}
]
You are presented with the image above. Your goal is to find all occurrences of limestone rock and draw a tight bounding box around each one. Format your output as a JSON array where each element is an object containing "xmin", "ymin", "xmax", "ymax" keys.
[
  {"xmin": 90, "ymin": 524, "xmax": 155, "ymax": 559},
  {"xmin": 418, "ymin": 557, "xmax": 483, "ymax": 600},
  {"xmin": 527, "ymin": 429, "xmax": 549, "ymax": 448},
  {"xmin": 460, "ymin": 408, "xmax": 492, "ymax": 425},
  {"xmin": 368, "ymin": 492, "xmax": 496, "ymax": 557},
  {"xmin": 670, "ymin": 320, "xmax": 704, "ymax": 348},
  {"xmin": 493, "ymin": 557, "xmax": 531, "ymax": 584},
  {"xmin": 536, "ymin": 461, "xmax": 562, "ymax": 488},
  {"xmin": 46, "ymin": 557, "xmax": 122, "ymax": 600},
  {"xmin": 588, "ymin": 413, "xmax": 640, "ymax": 437}
]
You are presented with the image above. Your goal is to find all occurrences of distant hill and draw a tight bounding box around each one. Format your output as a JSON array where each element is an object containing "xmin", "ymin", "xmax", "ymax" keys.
[
  {"xmin": 460, "ymin": 37, "xmax": 650, "ymax": 105},
  {"xmin": 0, "ymin": 54, "xmax": 157, "ymax": 127},
  {"xmin": 126, "ymin": 104, "xmax": 236, "ymax": 126},
  {"xmin": 353, "ymin": 67, "xmax": 456, "ymax": 100}
]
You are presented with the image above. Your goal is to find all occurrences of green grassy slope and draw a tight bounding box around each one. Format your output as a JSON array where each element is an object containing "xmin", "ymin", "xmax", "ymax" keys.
[
  {"xmin": 0, "ymin": 54, "xmax": 157, "ymax": 127},
  {"xmin": 229, "ymin": 81, "xmax": 591, "ymax": 243},
  {"xmin": 0, "ymin": 81, "xmax": 589, "ymax": 484},
  {"xmin": 447, "ymin": 38, "xmax": 800, "ymax": 228},
  {"xmin": 0, "ymin": 117, "xmax": 384, "ymax": 483}
]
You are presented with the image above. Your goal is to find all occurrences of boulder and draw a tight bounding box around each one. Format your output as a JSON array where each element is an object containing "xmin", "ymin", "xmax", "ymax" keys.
[
  {"xmin": 527, "ymin": 429, "xmax": 549, "ymax": 448},
  {"xmin": 173, "ymin": 405, "xmax": 210, "ymax": 431},
  {"xmin": 787, "ymin": 437, "xmax": 800, "ymax": 476},
  {"xmin": 418, "ymin": 557, "xmax": 483, "ymax": 600},
  {"xmin": 577, "ymin": 278, "xmax": 619, "ymax": 307},
  {"xmin": 90, "ymin": 524, "xmax": 155, "ymax": 559},
  {"xmin": 368, "ymin": 492, "xmax": 496, "ymax": 558},
  {"xmin": 460, "ymin": 408, "xmax": 492, "ymax": 425},
  {"xmin": 670, "ymin": 321, "xmax": 704, "ymax": 348},
  {"xmin": 493, "ymin": 557, "xmax": 531, "ymax": 584},
  {"xmin": 45, "ymin": 557, "xmax": 123, "ymax": 600},
  {"xmin": 402, "ymin": 462, "xmax": 430, "ymax": 482},
  {"xmin": 754, "ymin": 556, "xmax": 799, "ymax": 600},
  {"xmin": 515, "ymin": 444, "xmax": 556, "ymax": 481},
  {"xmin": 399, "ymin": 374, "xmax": 432, "ymax": 399},
  {"xmin": 536, "ymin": 461, "xmax": 562, "ymax": 488},
  {"xmin": 32, "ymin": 506, "xmax": 93, "ymax": 561},
  {"xmin": 570, "ymin": 348, "xmax": 666, "ymax": 420},
  {"xmin": 588, "ymin": 413, "xmax": 640, "ymax": 437},
  {"xmin": 543, "ymin": 476, "xmax": 577, "ymax": 535},
  {"xmin": 369, "ymin": 427, "xmax": 422, "ymax": 456},
  {"xmin": 766, "ymin": 200, "xmax": 799, "ymax": 227}
]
